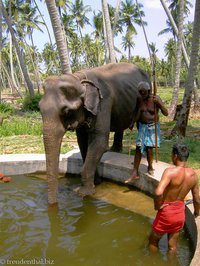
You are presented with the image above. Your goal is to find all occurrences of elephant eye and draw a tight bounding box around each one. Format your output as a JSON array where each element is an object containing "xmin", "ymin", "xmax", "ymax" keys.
[
  {"xmin": 60, "ymin": 106, "xmax": 69, "ymax": 116},
  {"xmin": 60, "ymin": 107, "xmax": 75, "ymax": 120}
]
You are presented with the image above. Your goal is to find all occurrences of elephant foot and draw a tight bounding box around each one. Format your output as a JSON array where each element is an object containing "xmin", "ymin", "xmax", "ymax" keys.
[{"xmin": 74, "ymin": 185, "xmax": 96, "ymax": 198}]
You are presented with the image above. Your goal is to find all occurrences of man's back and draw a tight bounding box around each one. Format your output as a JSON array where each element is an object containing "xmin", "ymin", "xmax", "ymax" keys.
[{"xmin": 162, "ymin": 166, "xmax": 198, "ymax": 202}]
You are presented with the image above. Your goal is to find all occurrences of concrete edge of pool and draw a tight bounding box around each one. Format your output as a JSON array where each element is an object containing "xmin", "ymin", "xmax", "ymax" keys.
[{"xmin": 0, "ymin": 149, "xmax": 199, "ymax": 266}]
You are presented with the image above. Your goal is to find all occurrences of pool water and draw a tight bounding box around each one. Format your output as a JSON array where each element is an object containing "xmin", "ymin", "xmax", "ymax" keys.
[{"xmin": 0, "ymin": 174, "xmax": 194, "ymax": 266}]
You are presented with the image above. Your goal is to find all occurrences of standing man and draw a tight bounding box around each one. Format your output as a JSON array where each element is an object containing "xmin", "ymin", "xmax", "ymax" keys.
[
  {"xmin": 125, "ymin": 81, "xmax": 168, "ymax": 183},
  {"xmin": 148, "ymin": 143, "xmax": 200, "ymax": 254}
]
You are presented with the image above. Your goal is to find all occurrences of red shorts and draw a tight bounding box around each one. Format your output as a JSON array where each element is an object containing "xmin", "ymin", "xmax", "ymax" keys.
[{"xmin": 152, "ymin": 200, "xmax": 185, "ymax": 234}]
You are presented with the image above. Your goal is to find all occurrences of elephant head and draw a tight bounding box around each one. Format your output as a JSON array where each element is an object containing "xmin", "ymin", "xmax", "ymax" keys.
[{"xmin": 39, "ymin": 74, "xmax": 102, "ymax": 204}]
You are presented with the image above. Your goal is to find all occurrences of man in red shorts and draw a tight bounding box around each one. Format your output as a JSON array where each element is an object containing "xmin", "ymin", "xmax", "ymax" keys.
[{"xmin": 148, "ymin": 143, "xmax": 200, "ymax": 254}]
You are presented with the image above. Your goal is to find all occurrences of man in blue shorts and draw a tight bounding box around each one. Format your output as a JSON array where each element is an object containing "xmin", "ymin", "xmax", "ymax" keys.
[{"xmin": 125, "ymin": 81, "xmax": 168, "ymax": 183}]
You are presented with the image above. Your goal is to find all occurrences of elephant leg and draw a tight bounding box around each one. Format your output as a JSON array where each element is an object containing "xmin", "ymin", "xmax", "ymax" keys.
[
  {"xmin": 76, "ymin": 127, "xmax": 88, "ymax": 162},
  {"xmin": 110, "ymin": 131, "xmax": 123, "ymax": 152},
  {"xmin": 77, "ymin": 133, "xmax": 109, "ymax": 197},
  {"xmin": 76, "ymin": 127, "xmax": 103, "ymax": 186}
]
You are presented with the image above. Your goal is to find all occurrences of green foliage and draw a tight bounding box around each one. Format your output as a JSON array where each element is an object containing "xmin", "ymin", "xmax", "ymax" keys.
[
  {"xmin": 0, "ymin": 102, "xmax": 14, "ymax": 115},
  {"xmin": 0, "ymin": 117, "xmax": 42, "ymax": 136},
  {"xmin": 22, "ymin": 93, "xmax": 42, "ymax": 112}
]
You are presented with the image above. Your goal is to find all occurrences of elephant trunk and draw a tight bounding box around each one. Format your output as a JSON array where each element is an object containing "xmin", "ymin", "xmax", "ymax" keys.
[{"xmin": 42, "ymin": 118, "xmax": 65, "ymax": 205}]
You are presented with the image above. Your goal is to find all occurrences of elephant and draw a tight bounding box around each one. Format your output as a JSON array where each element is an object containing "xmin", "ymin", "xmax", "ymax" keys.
[{"xmin": 39, "ymin": 62, "xmax": 151, "ymax": 204}]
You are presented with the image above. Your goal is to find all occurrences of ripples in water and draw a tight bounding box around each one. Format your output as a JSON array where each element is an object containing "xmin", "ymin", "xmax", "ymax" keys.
[{"xmin": 0, "ymin": 174, "xmax": 193, "ymax": 266}]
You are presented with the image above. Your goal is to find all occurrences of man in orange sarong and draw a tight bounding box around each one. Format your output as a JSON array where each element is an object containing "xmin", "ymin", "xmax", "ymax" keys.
[{"xmin": 148, "ymin": 143, "xmax": 200, "ymax": 255}]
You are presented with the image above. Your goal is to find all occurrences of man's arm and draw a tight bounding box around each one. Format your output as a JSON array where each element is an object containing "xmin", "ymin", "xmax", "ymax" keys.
[
  {"xmin": 191, "ymin": 182, "xmax": 200, "ymax": 217},
  {"xmin": 153, "ymin": 95, "xmax": 168, "ymax": 116},
  {"xmin": 154, "ymin": 168, "xmax": 171, "ymax": 210}
]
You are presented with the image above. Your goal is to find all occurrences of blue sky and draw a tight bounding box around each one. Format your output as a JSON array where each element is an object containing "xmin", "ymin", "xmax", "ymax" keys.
[{"xmin": 33, "ymin": 0, "xmax": 195, "ymax": 60}]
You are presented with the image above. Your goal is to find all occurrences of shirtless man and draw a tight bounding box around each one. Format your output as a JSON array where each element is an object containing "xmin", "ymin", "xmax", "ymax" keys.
[
  {"xmin": 125, "ymin": 81, "xmax": 168, "ymax": 183},
  {"xmin": 148, "ymin": 143, "xmax": 200, "ymax": 254}
]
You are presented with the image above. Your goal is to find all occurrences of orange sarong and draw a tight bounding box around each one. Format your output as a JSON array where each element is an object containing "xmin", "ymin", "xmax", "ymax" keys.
[{"xmin": 152, "ymin": 200, "xmax": 185, "ymax": 233}]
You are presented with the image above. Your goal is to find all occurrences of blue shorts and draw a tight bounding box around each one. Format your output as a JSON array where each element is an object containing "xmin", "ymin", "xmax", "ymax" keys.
[{"xmin": 136, "ymin": 122, "xmax": 160, "ymax": 154}]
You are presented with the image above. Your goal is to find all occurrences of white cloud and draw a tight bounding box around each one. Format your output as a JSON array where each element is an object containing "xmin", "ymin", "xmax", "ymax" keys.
[{"xmin": 143, "ymin": 0, "xmax": 162, "ymax": 9}]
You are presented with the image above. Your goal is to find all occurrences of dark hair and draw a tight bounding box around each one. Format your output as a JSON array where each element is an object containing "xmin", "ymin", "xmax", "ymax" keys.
[{"xmin": 172, "ymin": 143, "xmax": 189, "ymax": 161}]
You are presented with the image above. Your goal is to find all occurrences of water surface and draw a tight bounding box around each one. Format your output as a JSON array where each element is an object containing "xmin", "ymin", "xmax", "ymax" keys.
[{"xmin": 0, "ymin": 174, "xmax": 193, "ymax": 266}]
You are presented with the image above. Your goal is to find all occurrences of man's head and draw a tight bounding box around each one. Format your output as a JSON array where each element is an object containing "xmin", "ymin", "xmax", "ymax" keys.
[
  {"xmin": 172, "ymin": 143, "xmax": 189, "ymax": 162},
  {"xmin": 138, "ymin": 81, "xmax": 151, "ymax": 98}
]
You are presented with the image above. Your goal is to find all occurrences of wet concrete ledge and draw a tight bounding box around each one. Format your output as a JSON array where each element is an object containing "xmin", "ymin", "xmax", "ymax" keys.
[{"xmin": 0, "ymin": 149, "xmax": 199, "ymax": 265}]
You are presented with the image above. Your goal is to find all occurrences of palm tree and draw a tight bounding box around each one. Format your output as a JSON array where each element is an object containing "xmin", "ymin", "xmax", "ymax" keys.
[
  {"xmin": 68, "ymin": 0, "xmax": 91, "ymax": 66},
  {"xmin": 121, "ymin": 32, "xmax": 135, "ymax": 61},
  {"xmin": 41, "ymin": 43, "xmax": 59, "ymax": 74},
  {"xmin": 16, "ymin": 2, "xmax": 44, "ymax": 91},
  {"xmin": 45, "ymin": 0, "xmax": 71, "ymax": 74},
  {"xmin": 120, "ymin": 0, "xmax": 146, "ymax": 58},
  {"xmin": 164, "ymin": 38, "xmax": 176, "ymax": 85},
  {"xmin": 92, "ymin": 11, "xmax": 104, "ymax": 66},
  {"xmin": 102, "ymin": 0, "xmax": 116, "ymax": 63},
  {"xmin": 1, "ymin": 0, "xmax": 34, "ymax": 96},
  {"xmin": 113, "ymin": 0, "xmax": 121, "ymax": 35},
  {"xmin": 172, "ymin": 0, "xmax": 200, "ymax": 138},
  {"xmin": 69, "ymin": 0, "xmax": 91, "ymax": 39},
  {"xmin": 159, "ymin": 0, "xmax": 192, "ymax": 39},
  {"xmin": 159, "ymin": 0, "xmax": 190, "ymax": 68},
  {"xmin": 169, "ymin": 0, "xmax": 184, "ymax": 118}
]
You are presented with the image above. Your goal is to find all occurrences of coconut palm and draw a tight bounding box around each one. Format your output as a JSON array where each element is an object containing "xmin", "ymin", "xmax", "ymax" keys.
[
  {"xmin": 69, "ymin": 0, "xmax": 91, "ymax": 39},
  {"xmin": 1, "ymin": 0, "xmax": 34, "ymax": 96},
  {"xmin": 121, "ymin": 32, "xmax": 135, "ymax": 62},
  {"xmin": 169, "ymin": 0, "xmax": 185, "ymax": 118},
  {"xmin": 92, "ymin": 11, "xmax": 104, "ymax": 66},
  {"xmin": 159, "ymin": 0, "xmax": 192, "ymax": 39},
  {"xmin": 172, "ymin": 0, "xmax": 200, "ymax": 138},
  {"xmin": 41, "ymin": 43, "xmax": 59, "ymax": 74},
  {"xmin": 102, "ymin": 0, "xmax": 116, "ymax": 63},
  {"xmin": 45, "ymin": 0, "xmax": 71, "ymax": 74},
  {"xmin": 113, "ymin": 0, "xmax": 121, "ymax": 35},
  {"xmin": 164, "ymin": 38, "xmax": 176, "ymax": 85},
  {"xmin": 120, "ymin": 0, "xmax": 146, "ymax": 59}
]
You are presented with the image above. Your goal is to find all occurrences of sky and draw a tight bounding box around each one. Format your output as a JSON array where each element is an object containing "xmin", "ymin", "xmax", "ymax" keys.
[{"xmin": 33, "ymin": 0, "xmax": 195, "ymax": 60}]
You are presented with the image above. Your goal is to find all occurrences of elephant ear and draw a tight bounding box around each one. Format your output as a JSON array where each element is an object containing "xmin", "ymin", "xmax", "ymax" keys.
[{"xmin": 81, "ymin": 79, "xmax": 103, "ymax": 115}]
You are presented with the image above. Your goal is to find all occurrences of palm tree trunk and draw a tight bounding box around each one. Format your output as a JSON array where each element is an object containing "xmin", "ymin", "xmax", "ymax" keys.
[
  {"xmin": 102, "ymin": 11, "xmax": 110, "ymax": 64},
  {"xmin": 9, "ymin": 33, "xmax": 19, "ymax": 94},
  {"xmin": 45, "ymin": 0, "xmax": 71, "ymax": 74},
  {"xmin": 169, "ymin": 0, "xmax": 184, "ymax": 119},
  {"xmin": 172, "ymin": 0, "xmax": 200, "ymax": 138},
  {"xmin": 1, "ymin": 0, "xmax": 35, "ymax": 96},
  {"xmin": 1, "ymin": 61, "xmax": 16, "ymax": 94},
  {"xmin": 113, "ymin": 0, "xmax": 121, "ymax": 35},
  {"xmin": 101, "ymin": 0, "xmax": 116, "ymax": 63},
  {"xmin": 160, "ymin": 0, "xmax": 189, "ymax": 68}
]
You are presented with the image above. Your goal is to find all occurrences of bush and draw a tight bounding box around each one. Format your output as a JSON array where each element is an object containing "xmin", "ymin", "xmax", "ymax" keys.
[
  {"xmin": 22, "ymin": 93, "xmax": 43, "ymax": 112},
  {"xmin": 0, "ymin": 102, "xmax": 14, "ymax": 115}
]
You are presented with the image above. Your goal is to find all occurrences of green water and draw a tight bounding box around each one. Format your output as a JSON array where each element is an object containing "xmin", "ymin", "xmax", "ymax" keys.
[{"xmin": 0, "ymin": 174, "xmax": 193, "ymax": 266}]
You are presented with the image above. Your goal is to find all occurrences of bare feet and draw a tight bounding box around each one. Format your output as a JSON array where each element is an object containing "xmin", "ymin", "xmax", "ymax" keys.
[
  {"xmin": 125, "ymin": 170, "xmax": 139, "ymax": 184},
  {"xmin": 147, "ymin": 167, "xmax": 154, "ymax": 176}
]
